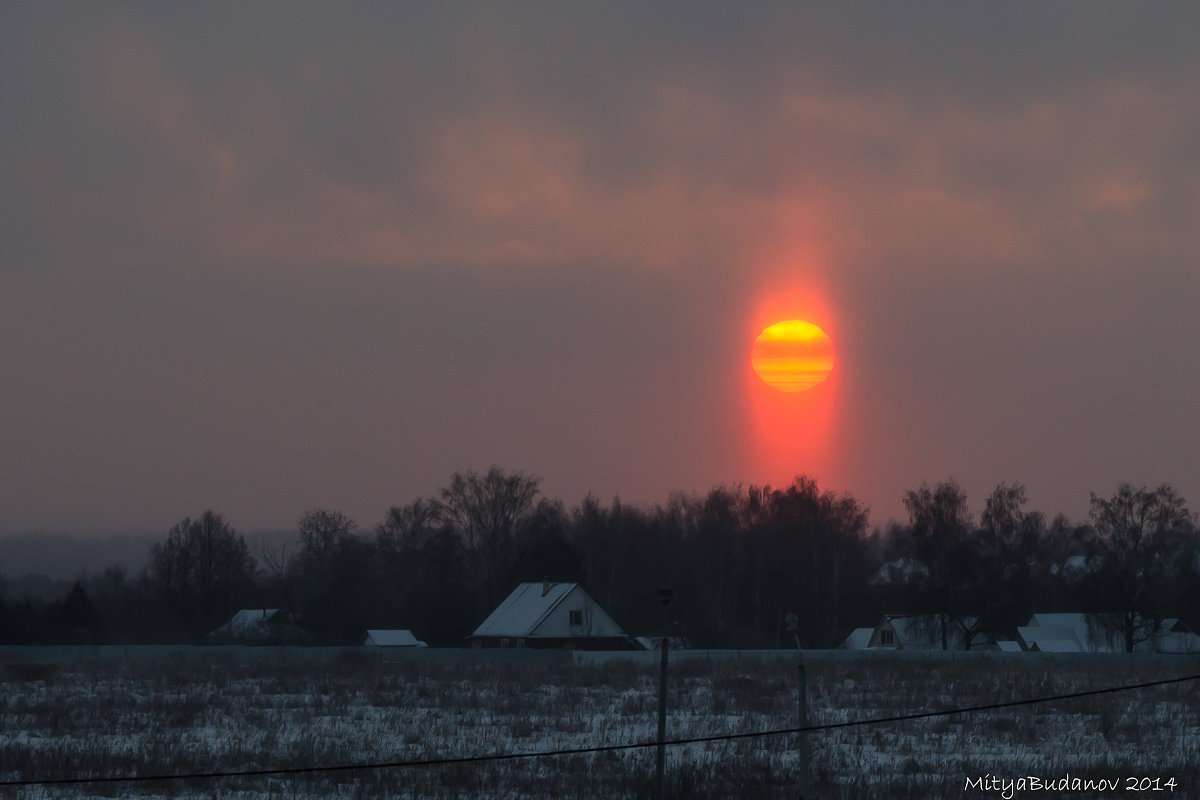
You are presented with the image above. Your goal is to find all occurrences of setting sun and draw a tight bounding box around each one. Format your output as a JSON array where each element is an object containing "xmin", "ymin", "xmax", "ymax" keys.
[{"xmin": 751, "ymin": 320, "xmax": 836, "ymax": 392}]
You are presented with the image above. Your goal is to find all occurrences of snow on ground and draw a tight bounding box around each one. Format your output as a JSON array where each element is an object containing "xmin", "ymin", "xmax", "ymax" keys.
[{"xmin": 2, "ymin": 652, "xmax": 1199, "ymax": 798}]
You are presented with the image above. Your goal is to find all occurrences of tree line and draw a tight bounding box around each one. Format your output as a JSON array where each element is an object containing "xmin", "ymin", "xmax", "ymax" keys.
[{"xmin": 2, "ymin": 469, "xmax": 1197, "ymax": 651}]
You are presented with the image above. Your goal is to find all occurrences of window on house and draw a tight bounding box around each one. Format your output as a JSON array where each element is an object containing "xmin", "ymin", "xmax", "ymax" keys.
[
  {"xmin": 880, "ymin": 630, "xmax": 894, "ymax": 645},
  {"xmin": 517, "ymin": 638, "xmax": 526, "ymax": 648},
  {"xmin": 569, "ymin": 609, "xmax": 583, "ymax": 626},
  {"xmin": 500, "ymin": 638, "xmax": 509, "ymax": 649}
]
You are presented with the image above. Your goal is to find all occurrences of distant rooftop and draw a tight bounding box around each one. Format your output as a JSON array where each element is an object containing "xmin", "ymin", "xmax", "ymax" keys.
[
  {"xmin": 472, "ymin": 582, "xmax": 578, "ymax": 638},
  {"xmin": 363, "ymin": 629, "xmax": 427, "ymax": 647}
]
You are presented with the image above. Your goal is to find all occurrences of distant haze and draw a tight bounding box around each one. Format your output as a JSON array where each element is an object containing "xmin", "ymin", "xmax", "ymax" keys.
[
  {"xmin": 2, "ymin": 4, "xmax": 1199, "ymax": 537},
  {"xmin": 0, "ymin": 532, "xmax": 154, "ymax": 584},
  {"xmin": 0, "ymin": 530, "xmax": 295, "ymax": 583}
]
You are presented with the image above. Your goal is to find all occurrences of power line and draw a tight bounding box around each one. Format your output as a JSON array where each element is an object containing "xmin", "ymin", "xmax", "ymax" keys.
[{"xmin": 4, "ymin": 671, "xmax": 1198, "ymax": 789}]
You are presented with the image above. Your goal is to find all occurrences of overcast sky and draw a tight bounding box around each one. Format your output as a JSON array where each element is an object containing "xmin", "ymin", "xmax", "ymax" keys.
[{"xmin": 3, "ymin": 3, "xmax": 1199, "ymax": 537}]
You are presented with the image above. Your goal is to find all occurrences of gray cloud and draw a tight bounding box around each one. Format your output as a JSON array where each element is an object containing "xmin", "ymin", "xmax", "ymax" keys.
[{"xmin": 2, "ymin": 4, "xmax": 1198, "ymax": 533}]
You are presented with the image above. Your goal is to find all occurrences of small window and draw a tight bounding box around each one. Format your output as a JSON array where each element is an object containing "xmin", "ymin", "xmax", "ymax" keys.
[
  {"xmin": 569, "ymin": 609, "xmax": 583, "ymax": 626},
  {"xmin": 880, "ymin": 630, "xmax": 894, "ymax": 645},
  {"xmin": 500, "ymin": 638, "xmax": 510, "ymax": 649},
  {"xmin": 517, "ymin": 638, "xmax": 526, "ymax": 648}
]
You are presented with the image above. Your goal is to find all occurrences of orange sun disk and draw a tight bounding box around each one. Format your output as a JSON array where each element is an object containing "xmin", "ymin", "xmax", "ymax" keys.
[{"xmin": 751, "ymin": 320, "xmax": 835, "ymax": 392}]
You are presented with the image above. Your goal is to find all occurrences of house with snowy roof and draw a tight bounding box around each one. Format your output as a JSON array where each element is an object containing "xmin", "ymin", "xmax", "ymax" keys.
[
  {"xmin": 1016, "ymin": 613, "xmax": 1200, "ymax": 653},
  {"xmin": 1152, "ymin": 619, "xmax": 1200, "ymax": 654},
  {"xmin": 838, "ymin": 627, "xmax": 874, "ymax": 650},
  {"xmin": 844, "ymin": 614, "xmax": 991, "ymax": 651},
  {"xmin": 362, "ymin": 629, "xmax": 428, "ymax": 648},
  {"xmin": 208, "ymin": 609, "xmax": 305, "ymax": 643},
  {"xmin": 470, "ymin": 581, "xmax": 635, "ymax": 649},
  {"xmin": 1015, "ymin": 613, "xmax": 1108, "ymax": 653}
]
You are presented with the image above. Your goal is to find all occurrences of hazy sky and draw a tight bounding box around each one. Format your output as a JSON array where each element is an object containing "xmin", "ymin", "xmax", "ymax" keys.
[{"xmin": 3, "ymin": 4, "xmax": 1199, "ymax": 535}]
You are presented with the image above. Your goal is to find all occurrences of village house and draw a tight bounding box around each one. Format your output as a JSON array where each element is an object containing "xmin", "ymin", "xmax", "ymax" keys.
[
  {"xmin": 1016, "ymin": 613, "xmax": 1200, "ymax": 653},
  {"xmin": 362, "ymin": 629, "xmax": 428, "ymax": 648},
  {"xmin": 1015, "ymin": 613, "xmax": 1109, "ymax": 653},
  {"xmin": 208, "ymin": 609, "xmax": 305, "ymax": 644},
  {"xmin": 838, "ymin": 627, "xmax": 873, "ymax": 650},
  {"xmin": 470, "ymin": 581, "xmax": 636, "ymax": 650},
  {"xmin": 843, "ymin": 612, "xmax": 1200, "ymax": 654},
  {"xmin": 840, "ymin": 614, "xmax": 992, "ymax": 651}
]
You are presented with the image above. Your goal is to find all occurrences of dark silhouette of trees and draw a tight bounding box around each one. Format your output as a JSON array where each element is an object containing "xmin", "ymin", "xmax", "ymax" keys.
[
  {"xmin": 1083, "ymin": 484, "xmax": 1197, "ymax": 652},
  {"xmin": 296, "ymin": 510, "xmax": 357, "ymax": 565},
  {"xmin": 569, "ymin": 496, "xmax": 650, "ymax": 635},
  {"xmin": 976, "ymin": 483, "xmax": 1046, "ymax": 631},
  {"xmin": 721, "ymin": 479, "xmax": 871, "ymax": 648},
  {"xmin": 897, "ymin": 480, "xmax": 981, "ymax": 648},
  {"xmin": 437, "ymin": 467, "xmax": 544, "ymax": 613},
  {"xmin": 375, "ymin": 498, "xmax": 473, "ymax": 646},
  {"xmin": 1022, "ymin": 512, "xmax": 1095, "ymax": 613},
  {"xmin": 12, "ymin": 471, "xmax": 1200, "ymax": 650},
  {"xmin": 253, "ymin": 536, "xmax": 295, "ymax": 616},
  {"xmin": 83, "ymin": 566, "xmax": 157, "ymax": 643},
  {"xmin": 45, "ymin": 581, "xmax": 100, "ymax": 643},
  {"xmin": 149, "ymin": 511, "xmax": 256, "ymax": 639},
  {"xmin": 566, "ymin": 478, "xmax": 871, "ymax": 649},
  {"xmin": 0, "ymin": 594, "xmax": 39, "ymax": 644},
  {"xmin": 510, "ymin": 499, "xmax": 581, "ymax": 585},
  {"xmin": 681, "ymin": 486, "xmax": 747, "ymax": 645},
  {"xmin": 294, "ymin": 509, "xmax": 372, "ymax": 643}
]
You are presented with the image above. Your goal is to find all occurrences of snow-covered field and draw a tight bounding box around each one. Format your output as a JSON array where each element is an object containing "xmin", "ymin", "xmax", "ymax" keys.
[{"xmin": 3, "ymin": 652, "xmax": 1199, "ymax": 798}]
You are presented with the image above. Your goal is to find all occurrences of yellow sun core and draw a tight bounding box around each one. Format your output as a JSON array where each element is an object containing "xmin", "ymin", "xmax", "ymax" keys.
[{"xmin": 751, "ymin": 320, "xmax": 835, "ymax": 392}]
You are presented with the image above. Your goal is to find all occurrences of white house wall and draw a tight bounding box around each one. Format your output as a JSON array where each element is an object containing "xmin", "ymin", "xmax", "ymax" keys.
[{"xmin": 531, "ymin": 586, "xmax": 626, "ymax": 638}]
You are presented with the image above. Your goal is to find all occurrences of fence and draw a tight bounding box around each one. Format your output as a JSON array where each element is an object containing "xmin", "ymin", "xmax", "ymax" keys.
[{"xmin": 3, "ymin": 643, "xmax": 1196, "ymax": 668}]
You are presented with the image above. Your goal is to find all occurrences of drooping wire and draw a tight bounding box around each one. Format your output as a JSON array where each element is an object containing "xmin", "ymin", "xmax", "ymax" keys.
[{"xmin": 3, "ymin": 671, "xmax": 1197, "ymax": 788}]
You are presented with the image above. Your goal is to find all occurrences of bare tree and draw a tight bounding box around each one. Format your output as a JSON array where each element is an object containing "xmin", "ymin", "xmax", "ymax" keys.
[
  {"xmin": 377, "ymin": 498, "xmax": 442, "ymax": 554},
  {"xmin": 1086, "ymin": 484, "xmax": 1196, "ymax": 652},
  {"xmin": 253, "ymin": 535, "xmax": 295, "ymax": 613},
  {"xmin": 149, "ymin": 511, "xmax": 255, "ymax": 638},
  {"xmin": 374, "ymin": 497, "xmax": 475, "ymax": 645},
  {"xmin": 297, "ymin": 509, "xmax": 357, "ymax": 567},
  {"xmin": 437, "ymin": 468, "xmax": 542, "ymax": 611},
  {"xmin": 901, "ymin": 480, "xmax": 978, "ymax": 649},
  {"xmin": 293, "ymin": 509, "xmax": 368, "ymax": 642},
  {"xmin": 977, "ymin": 483, "xmax": 1047, "ymax": 630}
]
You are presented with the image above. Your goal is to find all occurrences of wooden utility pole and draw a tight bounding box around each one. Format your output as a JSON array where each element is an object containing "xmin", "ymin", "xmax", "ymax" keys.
[
  {"xmin": 786, "ymin": 612, "xmax": 809, "ymax": 799},
  {"xmin": 655, "ymin": 587, "xmax": 673, "ymax": 800},
  {"xmin": 798, "ymin": 658, "xmax": 810, "ymax": 799}
]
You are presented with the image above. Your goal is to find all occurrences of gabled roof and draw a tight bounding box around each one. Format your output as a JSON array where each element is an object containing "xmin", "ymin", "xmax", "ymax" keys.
[
  {"xmin": 1022, "ymin": 613, "xmax": 1199, "ymax": 653},
  {"xmin": 839, "ymin": 627, "xmax": 874, "ymax": 650},
  {"xmin": 1020, "ymin": 613, "xmax": 1097, "ymax": 652},
  {"xmin": 472, "ymin": 582, "xmax": 578, "ymax": 637},
  {"xmin": 363, "ymin": 629, "xmax": 427, "ymax": 647},
  {"xmin": 210, "ymin": 609, "xmax": 282, "ymax": 640},
  {"xmin": 1021, "ymin": 613, "xmax": 1132, "ymax": 652},
  {"xmin": 1155, "ymin": 631, "xmax": 1200, "ymax": 653},
  {"xmin": 1017, "ymin": 626, "xmax": 1086, "ymax": 652},
  {"xmin": 471, "ymin": 582, "xmax": 625, "ymax": 639},
  {"xmin": 1027, "ymin": 612, "xmax": 1090, "ymax": 630},
  {"xmin": 884, "ymin": 614, "xmax": 965, "ymax": 649}
]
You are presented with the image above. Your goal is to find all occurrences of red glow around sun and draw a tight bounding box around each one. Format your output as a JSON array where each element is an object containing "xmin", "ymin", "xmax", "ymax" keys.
[{"xmin": 744, "ymin": 290, "xmax": 840, "ymax": 488}]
